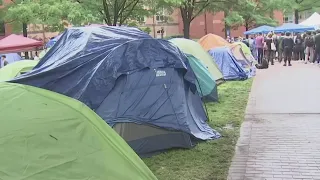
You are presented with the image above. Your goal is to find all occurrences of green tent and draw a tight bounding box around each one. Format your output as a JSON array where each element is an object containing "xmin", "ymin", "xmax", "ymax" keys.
[
  {"xmin": 186, "ymin": 54, "xmax": 218, "ymax": 101},
  {"xmin": 39, "ymin": 48, "xmax": 51, "ymax": 59},
  {"xmin": 169, "ymin": 38, "xmax": 224, "ymax": 83},
  {"xmin": 232, "ymin": 42, "xmax": 258, "ymax": 65},
  {"xmin": 0, "ymin": 82, "xmax": 157, "ymax": 180},
  {"xmin": 0, "ymin": 60, "xmax": 38, "ymax": 81}
]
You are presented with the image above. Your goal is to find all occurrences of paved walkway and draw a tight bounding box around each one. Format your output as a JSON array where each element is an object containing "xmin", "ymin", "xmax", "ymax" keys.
[{"xmin": 228, "ymin": 61, "xmax": 320, "ymax": 180}]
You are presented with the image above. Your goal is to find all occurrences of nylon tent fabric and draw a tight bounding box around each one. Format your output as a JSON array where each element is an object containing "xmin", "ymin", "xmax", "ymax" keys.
[
  {"xmin": 169, "ymin": 38, "xmax": 223, "ymax": 83},
  {"xmin": 37, "ymin": 26, "xmax": 152, "ymax": 63},
  {"xmin": 208, "ymin": 47, "xmax": 248, "ymax": 80},
  {"xmin": 0, "ymin": 34, "xmax": 43, "ymax": 53},
  {"xmin": 0, "ymin": 82, "xmax": 157, "ymax": 180},
  {"xmin": 244, "ymin": 25, "xmax": 275, "ymax": 35},
  {"xmin": 0, "ymin": 60, "xmax": 38, "ymax": 81},
  {"xmin": 274, "ymin": 23, "xmax": 315, "ymax": 33},
  {"xmin": 198, "ymin": 33, "xmax": 230, "ymax": 51},
  {"xmin": 186, "ymin": 54, "xmax": 218, "ymax": 102},
  {"xmin": 0, "ymin": 53, "xmax": 22, "ymax": 64},
  {"xmin": 229, "ymin": 45, "xmax": 256, "ymax": 78},
  {"xmin": 12, "ymin": 34, "xmax": 220, "ymax": 156}
]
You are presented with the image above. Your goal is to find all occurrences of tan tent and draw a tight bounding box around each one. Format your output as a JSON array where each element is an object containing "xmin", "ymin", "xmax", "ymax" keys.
[{"xmin": 198, "ymin": 34, "xmax": 230, "ymax": 51}]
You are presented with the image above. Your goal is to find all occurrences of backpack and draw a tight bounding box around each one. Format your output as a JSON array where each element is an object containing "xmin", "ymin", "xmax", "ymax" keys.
[{"xmin": 306, "ymin": 36, "xmax": 315, "ymax": 47}]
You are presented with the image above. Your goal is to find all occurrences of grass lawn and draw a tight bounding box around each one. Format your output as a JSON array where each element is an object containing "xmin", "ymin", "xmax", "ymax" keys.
[{"xmin": 143, "ymin": 79, "xmax": 253, "ymax": 180}]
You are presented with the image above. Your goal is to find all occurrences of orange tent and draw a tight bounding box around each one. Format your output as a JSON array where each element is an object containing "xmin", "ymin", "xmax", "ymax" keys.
[{"xmin": 198, "ymin": 34, "xmax": 230, "ymax": 51}]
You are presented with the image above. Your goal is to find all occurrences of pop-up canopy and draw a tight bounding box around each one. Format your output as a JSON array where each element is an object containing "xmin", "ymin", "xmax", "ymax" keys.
[
  {"xmin": 244, "ymin": 25, "xmax": 275, "ymax": 35},
  {"xmin": 300, "ymin": 12, "xmax": 320, "ymax": 29},
  {"xmin": 274, "ymin": 23, "xmax": 315, "ymax": 33},
  {"xmin": 0, "ymin": 34, "xmax": 43, "ymax": 53}
]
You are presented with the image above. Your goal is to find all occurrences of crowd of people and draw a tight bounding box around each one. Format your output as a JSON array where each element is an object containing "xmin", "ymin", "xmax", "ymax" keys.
[{"xmin": 245, "ymin": 30, "xmax": 320, "ymax": 67}]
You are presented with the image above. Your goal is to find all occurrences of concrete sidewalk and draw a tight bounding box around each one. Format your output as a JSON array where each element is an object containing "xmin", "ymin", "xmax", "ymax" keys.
[{"xmin": 228, "ymin": 62, "xmax": 320, "ymax": 180}]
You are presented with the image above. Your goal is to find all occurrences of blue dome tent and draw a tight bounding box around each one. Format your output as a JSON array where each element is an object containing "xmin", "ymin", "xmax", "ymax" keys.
[
  {"xmin": 208, "ymin": 47, "xmax": 249, "ymax": 80},
  {"xmin": 0, "ymin": 53, "xmax": 22, "ymax": 64},
  {"xmin": 12, "ymin": 26, "xmax": 220, "ymax": 157}
]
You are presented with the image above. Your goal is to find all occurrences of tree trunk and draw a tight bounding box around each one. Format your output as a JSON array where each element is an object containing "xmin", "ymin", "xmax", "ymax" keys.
[
  {"xmin": 204, "ymin": 12, "xmax": 207, "ymax": 35},
  {"xmin": 294, "ymin": 9, "xmax": 299, "ymax": 24},
  {"xmin": 245, "ymin": 21, "xmax": 249, "ymax": 39},
  {"xmin": 183, "ymin": 21, "xmax": 190, "ymax": 39},
  {"xmin": 152, "ymin": 15, "xmax": 156, "ymax": 38},
  {"xmin": 224, "ymin": 11, "xmax": 229, "ymax": 38},
  {"xmin": 22, "ymin": 23, "xmax": 29, "ymax": 59}
]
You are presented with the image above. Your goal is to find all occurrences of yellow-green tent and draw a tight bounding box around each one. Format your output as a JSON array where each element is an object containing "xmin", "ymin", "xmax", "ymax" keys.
[
  {"xmin": 0, "ymin": 60, "xmax": 38, "ymax": 81},
  {"xmin": 0, "ymin": 82, "xmax": 158, "ymax": 180},
  {"xmin": 232, "ymin": 42, "xmax": 257, "ymax": 65},
  {"xmin": 169, "ymin": 38, "xmax": 224, "ymax": 83},
  {"xmin": 39, "ymin": 48, "xmax": 51, "ymax": 59}
]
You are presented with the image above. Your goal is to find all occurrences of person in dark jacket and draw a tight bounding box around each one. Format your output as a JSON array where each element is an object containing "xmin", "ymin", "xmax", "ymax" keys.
[
  {"xmin": 278, "ymin": 32, "xmax": 285, "ymax": 63},
  {"xmin": 314, "ymin": 30, "xmax": 320, "ymax": 64},
  {"xmin": 282, "ymin": 32, "xmax": 294, "ymax": 66},
  {"xmin": 294, "ymin": 33, "xmax": 304, "ymax": 61}
]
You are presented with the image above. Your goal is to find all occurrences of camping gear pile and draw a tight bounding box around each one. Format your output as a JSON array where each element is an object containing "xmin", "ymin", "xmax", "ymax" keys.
[{"xmin": 0, "ymin": 26, "xmax": 256, "ymax": 179}]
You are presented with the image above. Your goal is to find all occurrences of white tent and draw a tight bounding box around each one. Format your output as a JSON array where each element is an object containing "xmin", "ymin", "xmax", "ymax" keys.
[{"xmin": 300, "ymin": 12, "xmax": 320, "ymax": 29}]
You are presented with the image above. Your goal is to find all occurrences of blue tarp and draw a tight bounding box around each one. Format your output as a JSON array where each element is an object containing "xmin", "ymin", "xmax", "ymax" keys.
[
  {"xmin": 209, "ymin": 47, "xmax": 248, "ymax": 80},
  {"xmin": 12, "ymin": 26, "xmax": 220, "ymax": 155},
  {"xmin": 0, "ymin": 53, "xmax": 22, "ymax": 64},
  {"xmin": 274, "ymin": 23, "xmax": 315, "ymax": 33},
  {"xmin": 244, "ymin": 25, "xmax": 275, "ymax": 35}
]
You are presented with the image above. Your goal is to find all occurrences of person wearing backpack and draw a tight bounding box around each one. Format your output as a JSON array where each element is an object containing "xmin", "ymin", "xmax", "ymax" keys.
[
  {"xmin": 282, "ymin": 32, "xmax": 294, "ymax": 66},
  {"xmin": 294, "ymin": 33, "xmax": 304, "ymax": 61},
  {"xmin": 304, "ymin": 31, "xmax": 315, "ymax": 64}
]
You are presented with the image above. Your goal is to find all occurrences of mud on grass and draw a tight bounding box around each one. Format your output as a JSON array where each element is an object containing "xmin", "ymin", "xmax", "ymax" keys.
[{"xmin": 143, "ymin": 79, "xmax": 253, "ymax": 180}]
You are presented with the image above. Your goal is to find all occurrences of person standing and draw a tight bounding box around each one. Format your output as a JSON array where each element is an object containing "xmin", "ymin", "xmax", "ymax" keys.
[
  {"xmin": 265, "ymin": 33, "xmax": 275, "ymax": 65},
  {"xmin": 1, "ymin": 55, "xmax": 8, "ymax": 68},
  {"xmin": 255, "ymin": 32, "xmax": 264, "ymax": 64},
  {"xmin": 304, "ymin": 31, "xmax": 315, "ymax": 64},
  {"xmin": 294, "ymin": 33, "xmax": 304, "ymax": 61},
  {"xmin": 278, "ymin": 32, "xmax": 285, "ymax": 63},
  {"xmin": 282, "ymin": 32, "xmax": 294, "ymax": 66},
  {"xmin": 314, "ymin": 30, "xmax": 320, "ymax": 64}
]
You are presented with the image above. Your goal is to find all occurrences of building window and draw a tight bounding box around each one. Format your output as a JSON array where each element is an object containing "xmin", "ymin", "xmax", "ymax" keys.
[
  {"xmin": 283, "ymin": 13, "xmax": 294, "ymax": 23},
  {"xmin": 0, "ymin": 21, "xmax": 5, "ymax": 36},
  {"xmin": 137, "ymin": 16, "xmax": 145, "ymax": 24},
  {"xmin": 156, "ymin": 8, "xmax": 168, "ymax": 22}
]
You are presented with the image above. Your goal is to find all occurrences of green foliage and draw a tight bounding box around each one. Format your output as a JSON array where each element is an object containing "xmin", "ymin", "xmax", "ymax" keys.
[
  {"xmin": 4, "ymin": 0, "xmax": 96, "ymax": 32},
  {"xmin": 225, "ymin": 0, "xmax": 280, "ymax": 29},
  {"xmin": 282, "ymin": 0, "xmax": 320, "ymax": 12},
  {"xmin": 141, "ymin": 27, "xmax": 151, "ymax": 34}
]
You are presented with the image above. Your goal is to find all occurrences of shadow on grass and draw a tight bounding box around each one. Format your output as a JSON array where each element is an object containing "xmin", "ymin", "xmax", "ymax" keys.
[{"xmin": 143, "ymin": 79, "xmax": 253, "ymax": 180}]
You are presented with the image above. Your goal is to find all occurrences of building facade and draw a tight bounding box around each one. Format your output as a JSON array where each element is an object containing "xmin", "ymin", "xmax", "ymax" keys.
[{"xmin": 140, "ymin": 9, "xmax": 284, "ymax": 39}]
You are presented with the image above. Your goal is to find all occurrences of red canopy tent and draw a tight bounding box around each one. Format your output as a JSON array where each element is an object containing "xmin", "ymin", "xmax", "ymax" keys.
[{"xmin": 0, "ymin": 34, "xmax": 43, "ymax": 53}]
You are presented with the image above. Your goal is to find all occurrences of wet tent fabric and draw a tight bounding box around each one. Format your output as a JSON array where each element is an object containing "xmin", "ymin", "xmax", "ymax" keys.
[
  {"xmin": 12, "ymin": 30, "xmax": 220, "ymax": 156},
  {"xmin": 198, "ymin": 34, "xmax": 230, "ymax": 51},
  {"xmin": 186, "ymin": 54, "xmax": 218, "ymax": 102},
  {"xmin": 37, "ymin": 26, "xmax": 152, "ymax": 63},
  {"xmin": 0, "ymin": 60, "xmax": 38, "ymax": 81},
  {"xmin": 169, "ymin": 38, "xmax": 223, "ymax": 82},
  {"xmin": 0, "ymin": 83, "xmax": 157, "ymax": 180},
  {"xmin": 208, "ymin": 47, "xmax": 248, "ymax": 80}
]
